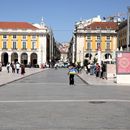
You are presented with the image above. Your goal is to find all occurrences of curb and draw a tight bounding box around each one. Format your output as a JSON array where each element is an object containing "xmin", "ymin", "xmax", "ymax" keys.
[
  {"xmin": 0, "ymin": 69, "xmax": 45, "ymax": 87},
  {"xmin": 77, "ymin": 74, "xmax": 90, "ymax": 85}
]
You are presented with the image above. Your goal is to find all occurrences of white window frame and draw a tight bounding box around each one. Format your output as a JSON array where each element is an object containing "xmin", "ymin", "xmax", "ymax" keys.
[
  {"xmin": 12, "ymin": 41, "xmax": 17, "ymax": 49},
  {"xmin": 87, "ymin": 42, "xmax": 91, "ymax": 49},
  {"xmin": 23, "ymin": 35, "xmax": 26, "ymax": 39},
  {"xmin": 3, "ymin": 41, "xmax": 7, "ymax": 49},
  {"xmin": 32, "ymin": 41, "xmax": 36, "ymax": 49},
  {"xmin": 87, "ymin": 35, "xmax": 91, "ymax": 40},
  {"xmin": 32, "ymin": 35, "xmax": 36, "ymax": 39},
  {"xmin": 3, "ymin": 35, "xmax": 7, "ymax": 39},
  {"xmin": 22, "ymin": 41, "xmax": 26, "ymax": 49},
  {"xmin": 13, "ymin": 35, "xmax": 17, "ymax": 39},
  {"xmin": 97, "ymin": 35, "xmax": 101, "ymax": 40},
  {"xmin": 106, "ymin": 42, "xmax": 110, "ymax": 49},
  {"xmin": 97, "ymin": 42, "xmax": 101, "ymax": 49}
]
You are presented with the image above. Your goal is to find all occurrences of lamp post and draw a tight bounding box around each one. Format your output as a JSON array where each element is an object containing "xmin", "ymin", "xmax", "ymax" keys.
[
  {"xmin": 97, "ymin": 28, "xmax": 102, "ymax": 66},
  {"xmin": 127, "ymin": 6, "xmax": 130, "ymax": 51}
]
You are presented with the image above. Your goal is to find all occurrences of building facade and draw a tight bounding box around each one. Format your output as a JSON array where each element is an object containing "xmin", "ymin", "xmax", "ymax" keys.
[
  {"xmin": 70, "ymin": 16, "xmax": 118, "ymax": 66},
  {"xmin": 117, "ymin": 20, "xmax": 127, "ymax": 50},
  {"xmin": 0, "ymin": 21, "xmax": 51, "ymax": 67},
  {"xmin": 58, "ymin": 43, "xmax": 69, "ymax": 62}
]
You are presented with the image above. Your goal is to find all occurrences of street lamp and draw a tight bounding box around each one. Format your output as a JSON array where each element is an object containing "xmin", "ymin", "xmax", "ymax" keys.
[{"xmin": 97, "ymin": 28, "xmax": 102, "ymax": 66}]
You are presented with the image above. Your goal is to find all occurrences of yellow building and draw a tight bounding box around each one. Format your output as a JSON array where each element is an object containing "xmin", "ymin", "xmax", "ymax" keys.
[
  {"xmin": 73, "ymin": 21, "xmax": 118, "ymax": 65},
  {"xmin": 117, "ymin": 20, "xmax": 127, "ymax": 50},
  {"xmin": 0, "ymin": 22, "xmax": 50, "ymax": 66}
]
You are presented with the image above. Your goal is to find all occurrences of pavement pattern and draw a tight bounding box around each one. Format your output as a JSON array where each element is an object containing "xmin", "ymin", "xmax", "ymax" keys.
[{"xmin": 0, "ymin": 68, "xmax": 130, "ymax": 129}]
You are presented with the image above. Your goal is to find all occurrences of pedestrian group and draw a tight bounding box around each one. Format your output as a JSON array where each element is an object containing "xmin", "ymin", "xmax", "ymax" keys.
[{"xmin": 5, "ymin": 61, "xmax": 25, "ymax": 75}]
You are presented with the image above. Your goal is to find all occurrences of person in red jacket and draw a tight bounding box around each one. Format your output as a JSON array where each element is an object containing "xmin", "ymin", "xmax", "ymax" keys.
[{"xmin": 96, "ymin": 63, "xmax": 100, "ymax": 77}]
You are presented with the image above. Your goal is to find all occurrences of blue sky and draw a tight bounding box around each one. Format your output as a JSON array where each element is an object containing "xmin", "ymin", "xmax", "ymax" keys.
[{"xmin": 0, "ymin": 0, "xmax": 130, "ymax": 43}]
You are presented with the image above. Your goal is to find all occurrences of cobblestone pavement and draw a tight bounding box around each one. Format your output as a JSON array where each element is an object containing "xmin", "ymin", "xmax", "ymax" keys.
[{"xmin": 0, "ymin": 67, "xmax": 45, "ymax": 86}]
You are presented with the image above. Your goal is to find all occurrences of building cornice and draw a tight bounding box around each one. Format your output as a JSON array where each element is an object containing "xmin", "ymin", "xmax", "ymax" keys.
[
  {"xmin": 75, "ymin": 29, "xmax": 117, "ymax": 34},
  {"xmin": 0, "ymin": 29, "xmax": 48, "ymax": 35}
]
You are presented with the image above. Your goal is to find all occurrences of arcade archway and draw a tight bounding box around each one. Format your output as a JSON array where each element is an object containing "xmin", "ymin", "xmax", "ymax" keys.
[
  {"xmin": 1, "ymin": 52, "xmax": 8, "ymax": 66},
  {"xmin": 85, "ymin": 53, "xmax": 92, "ymax": 60},
  {"xmin": 105, "ymin": 53, "xmax": 112, "ymax": 59},
  {"xmin": 30, "ymin": 53, "xmax": 37, "ymax": 66},
  {"xmin": 11, "ymin": 52, "xmax": 18, "ymax": 63},
  {"xmin": 21, "ymin": 53, "xmax": 28, "ymax": 65}
]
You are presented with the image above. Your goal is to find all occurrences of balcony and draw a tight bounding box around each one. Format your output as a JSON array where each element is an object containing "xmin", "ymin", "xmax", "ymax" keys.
[
  {"xmin": 86, "ymin": 39, "xmax": 92, "ymax": 42},
  {"xmin": 86, "ymin": 48, "xmax": 92, "ymax": 51},
  {"xmin": 21, "ymin": 48, "xmax": 27, "ymax": 50},
  {"xmin": 105, "ymin": 48, "xmax": 111, "ymax": 52},
  {"xmin": 105, "ymin": 39, "xmax": 111, "ymax": 42},
  {"xmin": 96, "ymin": 39, "xmax": 102, "ymax": 42},
  {"xmin": 11, "ymin": 48, "xmax": 17, "ymax": 50},
  {"xmin": 2, "ymin": 48, "xmax": 8, "ymax": 50},
  {"xmin": 31, "ymin": 48, "xmax": 37, "ymax": 51}
]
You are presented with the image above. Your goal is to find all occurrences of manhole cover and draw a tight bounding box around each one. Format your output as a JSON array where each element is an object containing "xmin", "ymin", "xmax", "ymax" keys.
[{"xmin": 89, "ymin": 101, "xmax": 106, "ymax": 104}]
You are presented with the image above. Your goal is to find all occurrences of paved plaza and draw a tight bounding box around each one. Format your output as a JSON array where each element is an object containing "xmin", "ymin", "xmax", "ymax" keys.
[{"xmin": 0, "ymin": 68, "xmax": 130, "ymax": 129}]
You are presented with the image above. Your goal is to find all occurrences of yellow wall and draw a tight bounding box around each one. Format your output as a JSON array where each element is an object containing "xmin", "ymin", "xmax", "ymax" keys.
[
  {"xmin": 92, "ymin": 35, "xmax": 96, "ymax": 50},
  {"xmin": 27, "ymin": 35, "xmax": 31, "ymax": 49},
  {"xmin": 0, "ymin": 34, "xmax": 39, "ymax": 50},
  {"xmin": 8, "ymin": 35, "xmax": 12, "ymax": 49},
  {"xmin": 101, "ymin": 36, "xmax": 106, "ymax": 51},
  {"xmin": 111, "ymin": 36, "xmax": 113, "ymax": 50},
  {"xmin": 0, "ymin": 34, "xmax": 39, "ymax": 49},
  {"xmin": 17, "ymin": 35, "xmax": 22, "ymax": 49},
  {"xmin": 89, "ymin": 35, "xmax": 114, "ymax": 52}
]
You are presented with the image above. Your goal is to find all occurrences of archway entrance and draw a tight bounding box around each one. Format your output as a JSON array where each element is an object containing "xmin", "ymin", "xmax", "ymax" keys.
[
  {"xmin": 85, "ymin": 53, "xmax": 92, "ymax": 60},
  {"xmin": 11, "ymin": 52, "xmax": 18, "ymax": 63},
  {"xmin": 1, "ymin": 52, "xmax": 8, "ymax": 66},
  {"xmin": 105, "ymin": 53, "xmax": 112, "ymax": 59},
  {"xmin": 30, "ymin": 53, "xmax": 37, "ymax": 67},
  {"xmin": 21, "ymin": 53, "xmax": 28, "ymax": 65}
]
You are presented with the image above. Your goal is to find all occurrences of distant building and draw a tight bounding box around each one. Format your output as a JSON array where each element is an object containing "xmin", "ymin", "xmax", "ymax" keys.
[
  {"xmin": 58, "ymin": 43, "xmax": 69, "ymax": 62},
  {"xmin": 116, "ymin": 20, "xmax": 127, "ymax": 51},
  {"xmin": 69, "ymin": 16, "xmax": 118, "ymax": 65},
  {"xmin": 0, "ymin": 21, "xmax": 53, "ymax": 67}
]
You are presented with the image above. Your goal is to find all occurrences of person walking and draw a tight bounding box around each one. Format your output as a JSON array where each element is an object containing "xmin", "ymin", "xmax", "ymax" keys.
[
  {"xmin": 68, "ymin": 63, "xmax": 77, "ymax": 85},
  {"xmin": 11, "ymin": 62, "xmax": 15, "ymax": 73},
  {"xmin": 96, "ymin": 63, "xmax": 100, "ymax": 77},
  {"xmin": 21, "ymin": 64, "xmax": 25, "ymax": 75},
  {"xmin": 15, "ymin": 62, "xmax": 20, "ymax": 74},
  {"xmin": 6, "ymin": 62, "xmax": 10, "ymax": 73},
  {"xmin": 0, "ymin": 62, "xmax": 2, "ymax": 72}
]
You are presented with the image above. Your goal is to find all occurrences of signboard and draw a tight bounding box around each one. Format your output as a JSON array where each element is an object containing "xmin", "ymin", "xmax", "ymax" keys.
[{"xmin": 116, "ymin": 52, "xmax": 130, "ymax": 74}]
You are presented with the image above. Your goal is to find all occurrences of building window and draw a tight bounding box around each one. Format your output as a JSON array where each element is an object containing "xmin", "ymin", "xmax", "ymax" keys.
[
  {"xmin": 87, "ymin": 42, "xmax": 91, "ymax": 49},
  {"xmin": 12, "ymin": 42, "xmax": 17, "ymax": 49},
  {"xmin": 3, "ymin": 35, "xmax": 7, "ymax": 39},
  {"xmin": 32, "ymin": 35, "xmax": 36, "ymax": 39},
  {"xmin": 97, "ymin": 42, "xmax": 101, "ymax": 49},
  {"xmin": 97, "ymin": 35, "xmax": 101, "ymax": 40},
  {"xmin": 87, "ymin": 35, "xmax": 91, "ymax": 40},
  {"xmin": 13, "ymin": 35, "xmax": 17, "ymax": 39},
  {"xmin": 106, "ymin": 42, "xmax": 110, "ymax": 49},
  {"xmin": 23, "ymin": 35, "xmax": 26, "ymax": 39},
  {"xmin": 3, "ymin": 42, "xmax": 7, "ymax": 49},
  {"xmin": 32, "ymin": 42, "xmax": 36, "ymax": 49},
  {"xmin": 107, "ymin": 36, "xmax": 110, "ymax": 40},
  {"xmin": 22, "ymin": 42, "xmax": 26, "ymax": 49}
]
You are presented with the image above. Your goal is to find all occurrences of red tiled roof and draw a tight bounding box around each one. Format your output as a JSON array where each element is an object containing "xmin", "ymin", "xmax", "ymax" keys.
[
  {"xmin": 85, "ymin": 22, "xmax": 118, "ymax": 30},
  {"xmin": 0, "ymin": 22, "xmax": 38, "ymax": 30}
]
